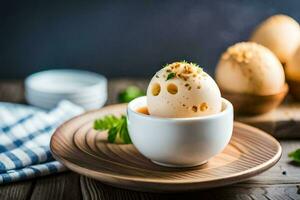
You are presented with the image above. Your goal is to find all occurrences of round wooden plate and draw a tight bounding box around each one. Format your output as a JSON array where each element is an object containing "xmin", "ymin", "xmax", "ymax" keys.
[{"xmin": 50, "ymin": 104, "xmax": 282, "ymax": 192}]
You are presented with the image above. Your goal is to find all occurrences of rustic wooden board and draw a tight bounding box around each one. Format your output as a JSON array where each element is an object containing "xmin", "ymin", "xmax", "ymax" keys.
[
  {"xmin": 81, "ymin": 176, "xmax": 300, "ymax": 200},
  {"xmin": 0, "ymin": 172, "xmax": 82, "ymax": 200},
  {"xmin": 236, "ymin": 98, "xmax": 300, "ymax": 139},
  {"xmin": 0, "ymin": 180, "xmax": 33, "ymax": 200},
  {"xmin": 30, "ymin": 172, "xmax": 81, "ymax": 200}
]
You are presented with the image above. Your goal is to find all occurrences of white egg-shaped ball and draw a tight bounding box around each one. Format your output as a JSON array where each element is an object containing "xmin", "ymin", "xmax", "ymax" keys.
[
  {"xmin": 147, "ymin": 62, "xmax": 222, "ymax": 118},
  {"xmin": 286, "ymin": 45, "xmax": 300, "ymax": 81},
  {"xmin": 215, "ymin": 42, "xmax": 285, "ymax": 95},
  {"xmin": 250, "ymin": 14, "xmax": 300, "ymax": 64}
]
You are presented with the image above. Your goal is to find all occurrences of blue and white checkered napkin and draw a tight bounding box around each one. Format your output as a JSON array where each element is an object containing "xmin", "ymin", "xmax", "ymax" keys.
[{"xmin": 0, "ymin": 101, "xmax": 84, "ymax": 184}]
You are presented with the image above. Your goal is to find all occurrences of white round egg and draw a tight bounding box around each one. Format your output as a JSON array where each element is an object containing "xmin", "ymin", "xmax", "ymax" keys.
[
  {"xmin": 286, "ymin": 45, "xmax": 300, "ymax": 81},
  {"xmin": 215, "ymin": 42, "xmax": 285, "ymax": 95},
  {"xmin": 250, "ymin": 14, "xmax": 300, "ymax": 64},
  {"xmin": 147, "ymin": 62, "xmax": 222, "ymax": 118}
]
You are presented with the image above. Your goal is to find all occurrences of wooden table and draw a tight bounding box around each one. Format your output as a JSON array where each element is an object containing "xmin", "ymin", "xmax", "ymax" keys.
[{"xmin": 0, "ymin": 79, "xmax": 299, "ymax": 200}]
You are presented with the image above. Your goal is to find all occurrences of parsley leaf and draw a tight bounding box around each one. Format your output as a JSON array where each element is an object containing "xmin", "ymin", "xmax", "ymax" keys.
[
  {"xmin": 118, "ymin": 86, "xmax": 145, "ymax": 103},
  {"xmin": 166, "ymin": 72, "xmax": 176, "ymax": 81},
  {"xmin": 119, "ymin": 116, "xmax": 131, "ymax": 144},
  {"xmin": 94, "ymin": 115, "xmax": 118, "ymax": 130},
  {"xmin": 288, "ymin": 149, "xmax": 300, "ymax": 163},
  {"xmin": 107, "ymin": 126, "xmax": 118, "ymax": 143},
  {"xmin": 94, "ymin": 115, "xmax": 132, "ymax": 144}
]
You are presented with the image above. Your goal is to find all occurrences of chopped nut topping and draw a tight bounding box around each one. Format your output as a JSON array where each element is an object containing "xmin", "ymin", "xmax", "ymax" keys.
[
  {"xmin": 162, "ymin": 61, "xmax": 203, "ymax": 82},
  {"xmin": 200, "ymin": 103, "xmax": 208, "ymax": 111},
  {"xmin": 221, "ymin": 42, "xmax": 259, "ymax": 64}
]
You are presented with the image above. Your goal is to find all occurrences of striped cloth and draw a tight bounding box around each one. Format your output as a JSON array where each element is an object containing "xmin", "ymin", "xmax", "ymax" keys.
[{"xmin": 0, "ymin": 101, "xmax": 84, "ymax": 184}]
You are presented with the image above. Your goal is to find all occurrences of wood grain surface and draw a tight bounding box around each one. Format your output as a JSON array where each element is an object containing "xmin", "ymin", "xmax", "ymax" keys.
[
  {"xmin": 0, "ymin": 79, "xmax": 300, "ymax": 200},
  {"xmin": 50, "ymin": 102, "xmax": 282, "ymax": 192}
]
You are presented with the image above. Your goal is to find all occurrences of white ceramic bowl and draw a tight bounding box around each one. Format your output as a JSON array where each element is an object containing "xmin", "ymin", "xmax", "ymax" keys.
[
  {"xmin": 127, "ymin": 96, "xmax": 234, "ymax": 167},
  {"xmin": 25, "ymin": 69, "xmax": 107, "ymax": 110}
]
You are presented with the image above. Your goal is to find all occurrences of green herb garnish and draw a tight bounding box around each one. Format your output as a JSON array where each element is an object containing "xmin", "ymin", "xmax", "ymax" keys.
[
  {"xmin": 118, "ymin": 86, "xmax": 145, "ymax": 103},
  {"xmin": 289, "ymin": 149, "xmax": 300, "ymax": 163},
  {"xmin": 166, "ymin": 72, "xmax": 176, "ymax": 81},
  {"xmin": 94, "ymin": 115, "xmax": 132, "ymax": 144}
]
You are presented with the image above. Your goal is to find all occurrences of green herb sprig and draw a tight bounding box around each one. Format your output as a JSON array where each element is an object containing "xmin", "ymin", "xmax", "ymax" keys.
[
  {"xmin": 94, "ymin": 115, "xmax": 132, "ymax": 144},
  {"xmin": 166, "ymin": 72, "xmax": 176, "ymax": 81},
  {"xmin": 289, "ymin": 149, "xmax": 300, "ymax": 164},
  {"xmin": 118, "ymin": 86, "xmax": 145, "ymax": 103}
]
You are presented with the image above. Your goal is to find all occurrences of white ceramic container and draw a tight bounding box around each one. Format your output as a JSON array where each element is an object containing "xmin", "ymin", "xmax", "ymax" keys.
[
  {"xmin": 25, "ymin": 69, "xmax": 107, "ymax": 110},
  {"xmin": 127, "ymin": 96, "xmax": 233, "ymax": 167}
]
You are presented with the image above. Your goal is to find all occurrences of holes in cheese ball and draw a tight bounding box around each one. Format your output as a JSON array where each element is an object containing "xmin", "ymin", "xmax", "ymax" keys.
[
  {"xmin": 167, "ymin": 83, "xmax": 178, "ymax": 94},
  {"xmin": 151, "ymin": 83, "xmax": 161, "ymax": 96}
]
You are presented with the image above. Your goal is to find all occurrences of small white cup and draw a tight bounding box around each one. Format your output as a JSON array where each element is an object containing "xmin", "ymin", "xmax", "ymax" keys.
[{"xmin": 127, "ymin": 96, "xmax": 233, "ymax": 167}]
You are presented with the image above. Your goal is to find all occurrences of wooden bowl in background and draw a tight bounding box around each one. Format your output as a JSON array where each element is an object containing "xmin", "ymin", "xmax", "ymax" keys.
[
  {"xmin": 221, "ymin": 84, "xmax": 289, "ymax": 115},
  {"xmin": 287, "ymin": 79, "xmax": 300, "ymax": 101}
]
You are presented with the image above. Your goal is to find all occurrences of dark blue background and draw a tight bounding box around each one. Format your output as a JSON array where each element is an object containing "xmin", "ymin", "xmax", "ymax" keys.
[{"xmin": 1, "ymin": 0, "xmax": 299, "ymax": 78}]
